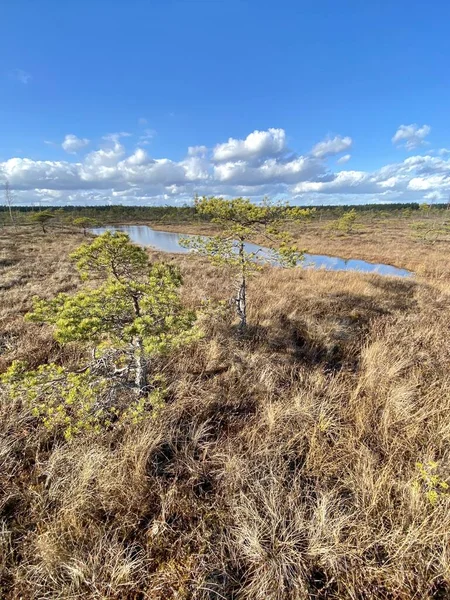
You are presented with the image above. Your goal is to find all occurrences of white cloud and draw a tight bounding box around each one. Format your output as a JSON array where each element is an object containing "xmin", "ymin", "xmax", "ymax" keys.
[
  {"xmin": 424, "ymin": 191, "xmax": 443, "ymax": 202},
  {"xmin": 35, "ymin": 189, "xmax": 63, "ymax": 199},
  {"xmin": 188, "ymin": 146, "xmax": 208, "ymax": 157},
  {"xmin": 123, "ymin": 148, "xmax": 150, "ymax": 167},
  {"xmin": 213, "ymin": 128, "xmax": 286, "ymax": 162},
  {"xmin": 119, "ymin": 157, "xmax": 187, "ymax": 186},
  {"xmin": 102, "ymin": 132, "xmax": 132, "ymax": 143},
  {"xmin": 214, "ymin": 156, "xmax": 325, "ymax": 185},
  {"xmin": 1, "ymin": 157, "xmax": 82, "ymax": 190},
  {"xmin": 293, "ymin": 170, "xmax": 373, "ymax": 194},
  {"xmin": 80, "ymin": 139, "xmax": 126, "ymax": 182},
  {"xmin": 138, "ymin": 129, "xmax": 156, "ymax": 146},
  {"xmin": 12, "ymin": 69, "xmax": 32, "ymax": 84},
  {"xmin": 62, "ymin": 134, "xmax": 90, "ymax": 154},
  {"xmin": 3, "ymin": 127, "xmax": 450, "ymax": 206},
  {"xmin": 337, "ymin": 154, "xmax": 351, "ymax": 165},
  {"xmin": 182, "ymin": 152, "xmax": 210, "ymax": 181},
  {"xmin": 311, "ymin": 136, "xmax": 352, "ymax": 158},
  {"xmin": 392, "ymin": 124, "xmax": 431, "ymax": 150},
  {"xmin": 292, "ymin": 154, "xmax": 450, "ymax": 200},
  {"xmin": 407, "ymin": 175, "xmax": 450, "ymax": 191}
]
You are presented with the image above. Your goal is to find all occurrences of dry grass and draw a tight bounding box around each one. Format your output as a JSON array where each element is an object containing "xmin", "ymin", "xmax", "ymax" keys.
[{"xmin": 1, "ymin": 223, "xmax": 450, "ymax": 599}]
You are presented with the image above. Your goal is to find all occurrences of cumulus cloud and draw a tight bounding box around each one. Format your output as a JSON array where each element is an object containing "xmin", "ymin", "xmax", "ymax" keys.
[
  {"xmin": 392, "ymin": 124, "xmax": 431, "ymax": 150},
  {"xmin": 407, "ymin": 175, "xmax": 450, "ymax": 191},
  {"xmin": 213, "ymin": 128, "xmax": 286, "ymax": 162},
  {"xmin": 337, "ymin": 154, "xmax": 351, "ymax": 165},
  {"xmin": 311, "ymin": 136, "xmax": 352, "ymax": 158},
  {"xmin": 214, "ymin": 156, "xmax": 325, "ymax": 185},
  {"xmin": 188, "ymin": 146, "xmax": 208, "ymax": 157},
  {"xmin": 80, "ymin": 140, "xmax": 127, "ymax": 184},
  {"xmin": 2, "ymin": 157, "xmax": 83, "ymax": 190},
  {"xmin": 62, "ymin": 134, "xmax": 90, "ymax": 154},
  {"xmin": 292, "ymin": 154, "xmax": 450, "ymax": 200},
  {"xmin": 3, "ymin": 127, "xmax": 450, "ymax": 206},
  {"xmin": 293, "ymin": 170, "xmax": 373, "ymax": 194}
]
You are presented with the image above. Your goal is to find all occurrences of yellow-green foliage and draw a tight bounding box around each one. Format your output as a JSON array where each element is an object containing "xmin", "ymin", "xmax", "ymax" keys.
[
  {"xmin": 402, "ymin": 207, "xmax": 414, "ymax": 218},
  {"xmin": 419, "ymin": 202, "xmax": 431, "ymax": 214},
  {"xmin": 415, "ymin": 461, "xmax": 449, "ymax": 505},
  {"xmin": 410, "ymin": 219, "xmax": 450, "ymax": 243},
  {"xmin": 29, "ymin": 210, "xmax": 55, "ymax": 232},
  {"xmin": 1, "ymin": 361, "xmax": 166, "ymax": 440},
  {"xmin": 2, "ymin": 232, "xmax": 199, "ymax": 438},
  {"xmin": 27, "ymin": 270, "xmax": 195, "ymax": 352},
  {"xmin": 329, "ymin": 208, "xmax": 357, "ymax": 233},
  {"xmin": 72, "ymin": 216, "xmax": 98, "ymax": 234},
  {"xmin": 27, "ymin": 232, "xmax": 197, "ymax": 353},
  {"xmin": 70, "ymin": 229, "xmax": 150, "ymax": 281},
  {"xmin": 180, "ymin": 196, "xmax": 312, "ymax": 327},
  {"xmin": 2, "ymin": 361, "xmax": 107, "ymax": 439},
  {"xmin": 183, "ymin": 195, "xmax": 311, "ymax": 267}
]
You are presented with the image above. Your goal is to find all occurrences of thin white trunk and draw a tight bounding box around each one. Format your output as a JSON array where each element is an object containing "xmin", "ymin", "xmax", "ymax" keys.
[
  {"xmin": 134, "ymin": 337, "xmax": 147, "ymax": 395},
  {"xmin": 236, "ymin": 239, "xmax": 247, "ymax": 330},
  {"xmin": 131, "ymin": 294, "xmax": 147, "ymax": 394},
  {"xmin": 4, "ymin": 181, "xmax": 17, "ymax": 231}
]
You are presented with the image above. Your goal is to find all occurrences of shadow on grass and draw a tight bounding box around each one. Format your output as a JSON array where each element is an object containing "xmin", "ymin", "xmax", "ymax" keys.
[{"xmin": 238, "ymin": 277, "xmax": 420, "ymax": 371}]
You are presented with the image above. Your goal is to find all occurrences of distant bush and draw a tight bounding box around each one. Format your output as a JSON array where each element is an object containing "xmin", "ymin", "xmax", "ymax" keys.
[
  {"xmin": 72, "ymin": 216, "xmax": 98, "ymax": 235},
  {"xmin": 328, "ymin": 208, "xmax": 358, "ymax": 234},
  {"xmin": 410, "ymin": 219, "xmax": 450, "ymax": 243}
]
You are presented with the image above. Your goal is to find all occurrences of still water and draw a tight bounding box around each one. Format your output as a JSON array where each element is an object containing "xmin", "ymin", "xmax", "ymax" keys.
[{"xmin": 91, "ymin": 225, "xmax": 413, "ymax": 278}]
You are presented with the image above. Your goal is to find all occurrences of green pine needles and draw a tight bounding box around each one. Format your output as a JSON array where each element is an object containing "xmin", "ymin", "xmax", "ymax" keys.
[
  {"xmin": 29, "ymin": 210, "xmax": 55, "ymax": 233},
  {"xmin": 2, "ymin": 231, "xmax": 198, "ymax": 439},
  {"xmin": 181, "ymin": 196, "xmax": 312, "ymax": 329}
]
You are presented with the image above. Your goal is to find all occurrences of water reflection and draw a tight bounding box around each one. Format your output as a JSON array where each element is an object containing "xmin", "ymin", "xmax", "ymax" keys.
[{"xmin": 91, "ymin": 225, "xmax": 413, "ymax": 278}]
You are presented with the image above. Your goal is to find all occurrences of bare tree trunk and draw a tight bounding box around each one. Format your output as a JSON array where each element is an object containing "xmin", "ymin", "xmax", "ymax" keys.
[
  {"xmin": 235, "ymin": 239, "xmax": 247, "ymax": 330},
  {"xmin": 4, "ymin": 180, "xmax": 17, "ymax": 231},
  {"xmin": 131, "ymin": 294, "xmax": 147, "ymax": 395},
  {"xmin": 134, "ymin": 337, "xmax": 147, "ymax": 395},
  {"xmin": 236, "ymin": 276, "xmax": 246, "ymax": 330}
]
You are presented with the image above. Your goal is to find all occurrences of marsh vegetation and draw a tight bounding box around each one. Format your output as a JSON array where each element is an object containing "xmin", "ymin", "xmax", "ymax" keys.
[{"xmin": 1, "ymin": 202, "xmax": 450, "ymax": 599}]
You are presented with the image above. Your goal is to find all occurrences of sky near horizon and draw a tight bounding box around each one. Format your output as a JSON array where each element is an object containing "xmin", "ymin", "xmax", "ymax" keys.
[{"xmin": 2, "ymin": 0, "xmax": 450, "ymax": 206}]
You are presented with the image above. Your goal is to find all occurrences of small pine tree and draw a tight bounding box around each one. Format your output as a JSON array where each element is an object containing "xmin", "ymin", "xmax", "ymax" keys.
[
  {"xmin": 329, "ymin": 208, "xmax": 357, "ymax": 234},
  {"xmin": 181, "ymin": 196, "xmax": 312, "ymax": 330},
  {"xmin": 2, "ymin": 232, "xmax": 198, "ymax": 438},
  {"xmin": 72, "ymin": 216, "xmax": 98, "ymax": 235},
  {"xmin": 30, "ymin": 210, "xmax": 55, "ymax": 232},
  {"xmin": 419, "ymin": 202, "xmax": 431, "ymax": 216}
]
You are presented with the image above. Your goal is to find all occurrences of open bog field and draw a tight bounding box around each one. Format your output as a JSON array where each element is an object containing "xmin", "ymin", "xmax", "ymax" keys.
[{"xmin": 1, "ymin": 217, "xmax": 450, "ymax": 599}]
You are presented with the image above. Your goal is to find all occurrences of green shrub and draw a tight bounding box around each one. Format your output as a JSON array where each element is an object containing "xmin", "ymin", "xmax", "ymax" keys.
[{"xmin": 2, "ymin": 232, "xmax": 199, "ymax": 439}]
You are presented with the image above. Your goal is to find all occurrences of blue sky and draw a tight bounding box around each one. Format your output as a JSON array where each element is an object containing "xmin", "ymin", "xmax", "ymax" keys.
[{"xmin": 2, "ymin": 0, "xmax": 450, "ymax": 206}]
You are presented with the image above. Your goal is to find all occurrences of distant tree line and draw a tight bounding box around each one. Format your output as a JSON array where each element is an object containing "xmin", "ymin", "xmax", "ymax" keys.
[{"xmin": 1, "ymin": 201, "xmax": 449, "ymax": 228}]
